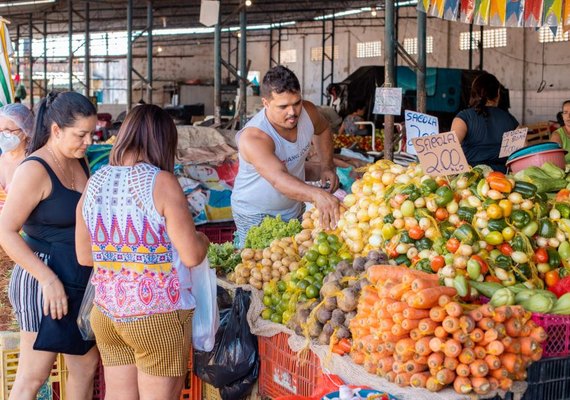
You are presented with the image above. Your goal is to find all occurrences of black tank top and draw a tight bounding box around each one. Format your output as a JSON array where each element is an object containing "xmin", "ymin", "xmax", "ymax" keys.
[{"xmin": 22, "ymin": 156, "xmax": 90, "ymax": 246}]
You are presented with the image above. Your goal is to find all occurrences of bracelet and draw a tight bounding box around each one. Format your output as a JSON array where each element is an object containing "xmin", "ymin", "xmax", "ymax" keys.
[{"xmin": 42, "ymin": 276, "xmax": 58, "ymax": 289}]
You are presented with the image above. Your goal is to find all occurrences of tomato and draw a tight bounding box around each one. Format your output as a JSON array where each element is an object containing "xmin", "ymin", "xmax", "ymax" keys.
[
  {"xmin": 435, "ymin": 207, "xmax": 449, "ymax": 221},
  {"xmin": 446, "ymin": 238, "xmax": 460, "ymax": 253},
  {"xmin": 408, "ymin": 226, "xmax": 425, "ymax": 240},
  {"xmin": 498, "ymin": 199, "xmax": 512, "ymax": 218},
  {"xmin": 431, "ymin": 255, "xmax": 445, "ymax": 272},
  {"xmin": 534, "ymin": 248, "xmax": 549, "ymax": 264},
  {"xmin": 485, "ymin": 275, "xmax": 501, "ymax": 283},
  {"xmin": 545, "ymin": 269, "xmax": 561, "ymax": 288},
  {"xmin": 498, "ymin": 243, "xmax": 513, "ymax": 256},
  {"xmin": 470, "ymin": 254, "xmax": 489, "ymax": 275},
  {"xmin": 486, "ymin": 204, "xmax": 503, "ymax": 219}
]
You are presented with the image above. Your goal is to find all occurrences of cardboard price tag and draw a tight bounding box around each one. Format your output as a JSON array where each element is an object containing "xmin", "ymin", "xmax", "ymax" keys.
[
  {"xmin": 499, "ymin": 128, "xmax": 528, "ymax": 158},
  {"xmin": 412, "ymin": 131, "xmax": 470, "ymax": 176},
  {"xmin": 373, "ymin": 87, "xmax": 402, "ymax": 115},
  {"xmin": 404, "ymin": 110, "xmax": 439, "ymax": 155}
]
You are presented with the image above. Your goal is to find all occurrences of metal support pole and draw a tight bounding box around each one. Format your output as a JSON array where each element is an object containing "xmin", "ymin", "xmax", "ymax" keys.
[
  {"xmin": 28, "ymin": 14, "xmax": 33, "ymax": 107},
  {"xmin": 15, "ymin": 24, "xmax": 20, "ymax": 78},
  {"xmin": 146, "ymin": 0, "xmax": 153, "ymax": 103},
  {"xmin": 479, "ymin": 26, "xmax": 484, "ymax": 70},
  {"xmin": 43, "ymin": 19, "xmax": 47, "ymax": 96},
  {"xmin": 384, "ymin": 0, "xmax": 395, "ymax": 160},
  {"xmin": 278, "ymin": 25, "xmax": 282, "ymax": 64},
  {"xmin": 239, "ymin": 6, "xmax": 247, "ymax": 126},
  {"xmin": 468, "ymin": 23, "xmax": 473, "ymax": 71},
  {"xmin": 416, "ymin": 9, "xmax": 426, "ymax": 113},
  {"xmin": 85, "ymin": 1, "xmax": 91, "ymax": 98},
  {"xmin": 68, "ymin": 0, "xmax": 73, "ymax": 91},
  {"xmin": 320, "ymin": 16, "xmax": 325, "ymax": 105},
  {"xmin": 214, "ymin": 17, "xmax": 222, "ymax": 124},
  {"xmin": 127, "ymin": 0, "xmax": 133, "ymax": 110}
]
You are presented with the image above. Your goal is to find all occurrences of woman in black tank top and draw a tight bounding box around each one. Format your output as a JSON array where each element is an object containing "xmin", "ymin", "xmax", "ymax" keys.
[{"xmin": 0, "ymin": 91, "xmax": 100, "ymax": 400}]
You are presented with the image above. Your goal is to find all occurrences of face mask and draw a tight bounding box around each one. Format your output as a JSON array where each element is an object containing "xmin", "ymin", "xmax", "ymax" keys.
[{"xmin": 0, "ymin": 134, "xmax": 21, "ymax": 153}]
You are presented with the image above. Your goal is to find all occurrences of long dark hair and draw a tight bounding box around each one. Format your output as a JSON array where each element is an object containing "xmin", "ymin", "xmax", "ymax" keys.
[
  {"xmin": 469, "ymin": 73, "xmax": 501, "ymax": 117},
  {"xmin": 28, "ymin": 91, "xmax": 97, "ymax": 155},
  {"xmin": 109, "ymin": 104, "xmax": 178, "ymax": 173}
]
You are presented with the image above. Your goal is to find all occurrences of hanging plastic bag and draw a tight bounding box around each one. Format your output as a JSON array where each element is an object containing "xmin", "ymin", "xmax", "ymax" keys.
[
  {"xmin": 190, "ymin": 257, "xmax": 219, "ymax": 352},
  {"xmin": 76, "ymin": 272, "xmax": 95, "ymax": 341},
  {"xmin": 194, "ymin": 288, "xmax": 259, "ymax": 391}
]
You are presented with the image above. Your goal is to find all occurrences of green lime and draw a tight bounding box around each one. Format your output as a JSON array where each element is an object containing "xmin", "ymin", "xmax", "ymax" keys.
[
  {"xmin": 277, "ymin": 281, "xmax": 287, "ymax": 292},
  {"xmin": 304, "ymin": 276, "xmax": 315, "ymax": 285},
  {"xmin": 327, "ymin": 235, "xmax": 340, "ymax": 244},
  {"xmin": 282, "ymin": 310, "xmax": 293, "ymax": 324},
  {"xmin": 282, "ymin": 291, "xmax": 292, "ymax": 302},
  {"xmin": 287, "ymin": 280, "xmax": 298, "ymax": 291},
  {"xmin": 313, "ymin": 272, "xmax": 324, "ymax": 283},
  {"xmin": 297, "ymin": 280, "xmax": 310, "ymax": 290},
  {"xmin": 309, "ymin": 262, "xmax": 321, "ymax": 275},
  {"xmin": 271, "ymin": 293, "xmax": 281, "ymax": 306},
  {"xmin": 339, "ymin": 252, "xmax": 352, "ymax": 260},
  {"xmin": 296, "ymin": 267, "xmax": 309, "ymax": 280},
  {"xmin": 305, "ymin": 250, "xmax": 319, "ymax": 262},
  {"xmin": 276, "ymin": 302, "xmax": 286, "ymax": 314},
  {"xmin": 261, "ymin": 309, "xmax": 272, "ymax": 319},
  {"xmin": 263, "ymin": 296, "xmax": 272, "ymax": 307},
  {"xmin": 305, "ymin": 285, "xmax": 319, "ymax": 299},
  {"xmin": 317, "ymin": 232, "xmax": 328, "ymax": 242},
  {"xmin": 299, "ymin": 293, "xmax": 308, "ymax": 302},
  {"xmin": 328, "ymin": 255, "xmax": 341, "ymax": 267},
  {"xmin": 330, "ymin": 242, "xmax": 341, "ymax": 252},
  {"xmin": 316, "ymin": 256, "xmax": 328, "ymax": 268},
  {"xmin": 318, "ymin": 243, "xmax": 331, "ymax": 256},
  {"xmin": 270, "ymin": 313, "xmax": 282, "ymax": 324}
]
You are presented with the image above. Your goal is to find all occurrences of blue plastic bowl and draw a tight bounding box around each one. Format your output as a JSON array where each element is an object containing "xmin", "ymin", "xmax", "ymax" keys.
[
  {"xmin": 507, "ymin": 142, "xmax": 561, "ymax": 162},
  {"xmin": 322, "ymin": 389, "xmax": 399, "ymax": 400}
]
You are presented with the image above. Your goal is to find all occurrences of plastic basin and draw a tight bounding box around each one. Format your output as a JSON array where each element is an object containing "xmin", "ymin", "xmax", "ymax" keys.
[{"xmin": 505, "ymin": 149, "xmax": 567, "ymax": 173}]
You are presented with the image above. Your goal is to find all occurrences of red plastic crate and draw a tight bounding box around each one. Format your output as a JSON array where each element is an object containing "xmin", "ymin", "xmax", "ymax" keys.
[
  {"xmin": 258, "ymin": 333, "xmax": 322, "ymax": 398},
  {"xmin": 531, "ymin": 313, "xmax": 570, "ymax": 358},
  {"xmin": 196, "ymin": 222, "xmax": 236, "ymax": 244}
]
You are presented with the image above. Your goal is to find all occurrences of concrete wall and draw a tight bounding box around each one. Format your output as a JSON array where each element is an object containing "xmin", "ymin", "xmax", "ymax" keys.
[{"xmin": 99, "ymin": 10, "xmax": 570, "ymax": 124}]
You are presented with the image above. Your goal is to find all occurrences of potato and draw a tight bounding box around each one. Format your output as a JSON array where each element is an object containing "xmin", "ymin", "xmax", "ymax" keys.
[
  {"xmin": 301, "ymin": 240, "xmax": 313, "ymax": 248},
  {"xmin": 270, "ymin": 245, "xmax": 284, "ymax": 254},
  {"xmin": 289, "ymin": 261, "xmax": 299, "ymax": 271},
  {"xmin": 261, "ymin": 265, "xmax": 271, "ymax": 275},
  {"xmin": 284, "ymin": 247, "xmax": 297, "ymax": 257},
  {"xmin": 261, "ymin": 258, "xmax": 272, "ymax": 268},
  {"xmin": 240, "ymin": 267, "xmax": 251, "ymax": 278},
  {"xmin": 262, "ymin": 248, "xmax": 272, "ymax": 259},
  {"xmin": 254, "ymin": 250, "xmax": 263, "ymax": 261},
  {"xmin": 301, "ymin": 219, "xmax": 313, "ymax": 229},
  {"xmin": 241, "ymin": 248, "xmax": 254, "ymax": 260},
  {"xmin": 251, "ymin": 269, "xmax": 262, "ymax": 281},
  {"xmin": 278, "ymin": 266, "xmax": 289, "ymax": 276},
  {"xmin": 271, "ymin": 269, "xmax": 281, "ymax": 278},
  {"xmin": 297, "ymin": 245, "xmax": 306, "ymax": 256},
  {"xmin": 262, "ymin": 273, "xmax": 272, "ymax": 282},
  {"xmin": 295, "ymin": 230, "xmax": 311, "ymax": 243},
  {"xmin": 281, "ymin": 237, "xmax": 293, "ymax": 244},
  {"xmin": 281, "ymin": 257, "xmax": 291, "ymax": 267},
  {"xmin": 236, "ymin": 277, "xmax": 247, "ymax": 285},
  {"xmin": 272, "ymin": 260, "xmax": 283, "ymax": 270},
  {"xmin": 270, "ymin": 253, "xmax": 282, "ymax": 262},
  {"xmin": 249, "ymin": 277, "xmax": 263, "ymax": 290}
]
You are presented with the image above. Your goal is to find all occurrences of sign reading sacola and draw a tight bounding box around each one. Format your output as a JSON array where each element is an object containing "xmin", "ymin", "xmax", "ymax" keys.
[{"xmin": 412, "ymin": 131, "xmax": 471, "ymax": 177}]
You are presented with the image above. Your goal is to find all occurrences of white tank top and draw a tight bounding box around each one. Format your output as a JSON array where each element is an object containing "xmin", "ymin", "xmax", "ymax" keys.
[{"xmin": 231, "ymin": 106, "xmax": 314, "ymax": 219}]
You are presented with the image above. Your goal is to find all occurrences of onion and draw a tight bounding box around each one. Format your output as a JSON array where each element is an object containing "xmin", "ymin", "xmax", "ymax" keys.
[
  {"xmin": 426, "ymin": 198, "xmax": 437, "ymax": 212},
  {"xmin": 521, "ymin": 200, "xmax": 534, "ymax": 210},
  {"xmin": 550, "ymin": 209, "xmax": 562, "ymax": 221},
  {"xmin": 535, "ymin": 237, "xmax": 548, "ymax": 247},
  {"xmin": 345, "ymin": 212, "xmax": 358, "ymax": 225},
  {"xmin": 511, "ymin": 251, "xmax": 528, "ymax": 264},
  {"xmin": 475, "ymin": 218, "xmax": 488, "ymax": 230},
  {"xmin": 455, "ymin": 177, "xmax": 469, "ymax": 189},
  {"xmin": 404, "ymin": 217, "xmax": 419, "ymax": 229},
  {"xmin": 508, "ymin": 192, "xmax": 523, "ymax": 204},
  {"xmin": 556, "ymin": 230, "xmax": 566, "ymax": 243},
  {"xmin": 425, "ymin": 227, "xmax": 438, "ymax": 240},
  {"xmin": 418, "ymin": 249, "xmax": 432, "ymax": 259},
  {"xmin": 448, "ymin": 214, "xmax": 460, "ymax": 226},
  {"xmin": 357, "ymin": 209, "xmax": 370, "ymax": 222},
  {"xmin": 396, "ymin": 243, "xmax": 410, "ymax": 254},
  {"xmin": 395, "ymin": 174, "xmax": 412, "ymax": 185},
  {"xmin": 441, "ymin": 266, "xmax": 455, "ymax": 278},
  {"xmin": 453, "ymin": 255, "xmax": 468, "ymax": 269},
  {"xmin": 467, "ymin": 196, "xmax": 482, "ymax": 208},
  {"xmin": 458, "ymin": 244, "xmax": 473, "ymax": 257},
  {"xmin": 548, "ymin": 238, "xmax": 560, "ymax": 248},
  {"xmin": 368, "ymin": 204, "xmax": 380, "ymax": 219},
  {"xmin": 419, "ymin": 217, "xmax": 431, "ymax": 230},
  {"xmin": 487, "ymin": 190, "xmax": 504, "ymax": 200},
  {"xmin": 414, "ymin": 197, "xmax": 426, "ymax": 208},
  {"xmin": 407, "ymin": 247, "xmax": 419, "ymax": 259},
  {"xmin": 446, "ymin": 200, "xmax": 459, "ymax": 214},
  {"xmin": 393, "ymin": 218, "xmax": 405, "ymax": 230},
  {"xmin": 381, "ymin": 172, "xmax": 395, "ymax": 186},
  {"xmin": 369, "ymin": 234, "xmax": 382, "ymax": 247},
  {"xmin": 343, "ymin": 194, "xmax": 357, "ymax": 207},
  {"xmin": 393, "ymin": 209, "xmax": 403, "ymax": 219}
]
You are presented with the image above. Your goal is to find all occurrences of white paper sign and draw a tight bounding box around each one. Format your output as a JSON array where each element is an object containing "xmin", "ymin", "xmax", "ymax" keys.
[
  {"xmin": 404, "ymin": 110, "xmax": 439, "ymax": 155},
  {"xmin": 499, "ymin": 127, "xmax": 528, "ymax": 158},
  {"xmin": 373, "ymin": 87, "xmax": 402, "ymax": 115},
  {"xmin": 200, "ymin": 0, "xmax": 220, "ymax": 27}
]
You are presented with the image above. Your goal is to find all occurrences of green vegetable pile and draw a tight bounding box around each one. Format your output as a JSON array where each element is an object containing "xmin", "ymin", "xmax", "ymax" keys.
[
  {"xmin": 207, "ymin": 242, "xmax": 241, "ymax": 274},
  {"xmin": 244, "ymin": 215, "xmax": 302, "ymax": 249}
]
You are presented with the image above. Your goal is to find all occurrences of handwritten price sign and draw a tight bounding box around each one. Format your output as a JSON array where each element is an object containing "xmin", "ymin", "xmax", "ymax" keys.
[
  {"xmin": 413, "ymin": 131, "xmax": 470, "ymax": 177},
  {"xmin": 404, "ymin": 110, "xmax": 439, "ymax": 155},
  {"xmin": 373, "ymin": 87, "xmax": 402, "ymax": 115},
  {"xmin": 499, "ymin": 128, "xmax": 528, "ymax": 158}
]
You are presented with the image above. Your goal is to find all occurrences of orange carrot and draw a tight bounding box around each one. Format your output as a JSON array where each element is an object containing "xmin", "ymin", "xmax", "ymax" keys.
[
  {"xmin": 383, "ymin": 341, "xmax": 396, "ymax": 354},
  {"xmin": 392, "ymin": 324, "xmax": 408, "ymax": 337},
  {"xmin": 402, "ymin": 269, "xmax": 440, "ymax": 283},
  {"xmin": 392, "ymin": 361, "xmax": 404, "ymax": 373},
  {"xmin": 520, "ymin": 337, "xmax": 539, "ymax": 356},
  {"xmin": 468, "ymin": 308, "xmax": 484, "ymax": 322},
  {"xmin": 499, "ymin": 378, "xmax": 513, "ymax": 391},
  {"xmin": 426, "ymin": 377, "xmax": 444, "ymax": 392},
  {"xmin": 362, "ymin": 287, "xmax": 380, "ymax": 305},
  {"xmin": 395, "ymin": 372, "xmax": 413, "ymax": 387},
  {"xmin": 478, "ymin": 317, "xmax": 495, "ymax": 331},
  {"xmin": 392, "ymin": 312, "xmax": 405, "ymax": 324},
  {"xmin": 444, "ymin": 339, "xmax": 462, "ymax": 358},
  {"xmin": 368, "ymin": 265, "xmax": 408, "ymax": 284},
  {"xmin": 520, "ymin": 321, "xmax": 533, "ymax": 337},
  {"xmin": 505, "ymin": 318, "xmax": 522, "ymax": 337},
  {"xmin": 494, "ymin": 306, "xmax": 513, "ymax": 321},
  {"xmin": 395, "ymin": 338, "xmax": 417, "ymax": 357},
  {"xmin": 415, "ymin": 336, "xmax": 433, "ymax": 356},
  {"xmin": 377, "ymin": 308, "xmax": 392, "ymax": 319},
  {"xmin": 403, "ymin": 308, "xmax": 430, "ymax": 320},
  {"xmin": 479, "ymin": 303, "xmax": 495, "ymax": 317},
  {"xmin": 444, "ymin": 356, "xmax": 459, "ymax": 371},
  {"xmin": 379, "ymin": 297, "xmax": 397, "ymax": 308},
  {"xmin": 453, "ymin": 376, "xmax": 473, "ymax": 394},
  {"xmin": 453, "ymin": 330, "xmax": 469, "ymax": 344},
  {"xmin": 458, "ymin": 348, "xmax": 475, "ymax": 364},
  {"xmin": 390, "ymin": 283, "xmax": 411, "ymax": 300},
  {"xmin": 471, "ymin": 377, "xmax": 491, "ymax": 395},
  {"xmin": 380, "ymin": 318, "xmax": 395, "ymax": 332},
  {"xmin": 388, "ymin": 301, "xmax": 408, "ymax": 314},
  {"xmin": 419, "ymin": 318, "xmax": 438, "ymax": 334},
  {"xmin": 413, "ymin": 354, "xmax": 429, "ymax": 364},
  {"xmin": 463, "ymin": 338, "xmax": 475, "ymax": 349},
  {"xmin": 505, "ymin": 338, "xmax": 521, "ymax": 354},
  {"xmin": 350, "ymin": 350, "xmax": 365, "ymax": 365},
  {"xmin": 490, "ymin": 367, "xmax": 509, "ymax": 380},
  {"xmin": 438, "ymin": 294, "xmax": 452, "ymax": 307},
  {"xmin": 429, "ymin": 306, "xmax": 447, "ymax": 322},
  {"xmin": 530, "ymin": 326, "xmax": 547, "ymax": 342},
  {"xmin": 444, "ymin": 302, "xmax": 463, "ymax": 317},
  {"xmin": 409, "ymin": 328, "xmax": 422, "ymax": 341},
  {"xmin": 409, "ymin": 286, "xmax": 458, "ymax": 309},
  {"xmin": 435, "ymin": 368, "xmax": 456, "ymax": 385},
  {"xmin": 470, "ymin": 328, "xmax": 484, "ymax": 343},
  {"xmin": 484, "ymin": 354, "xmax": 501, "ymax": 370},
  {"xmin": 459, "ymin": 315, "xmax": 476, "ymax": 333},
  {"xmin": 530, "ymin": 347, "xmax": 543, "ymax": 362},
  {"xmin": 378, "ymin": 357, "xmax": 395, "ymax": 373},
  {"xmin": 404, "ymin": 361, "xmax": 428, "ymax": 374},
  {"xmin": 429, "ymin": 337, "xmax": 444, "ymax": 353},
  {"xmin": 488, "ymin": 377, "xmax": 499, "ymax": 391},
  {"xmin": 500, "ymin": 353, "xmax": 522, "ymax": 373},
  {"xmin": 410, "ymin": 372, "xmax": 430, "ymax": 388},
  {"xmin": 411, "ymin": 278, "xmax": 438, "ymax": 292},
  {"xmin": 494, "ymin": 322, "xmax": 506, "ymax": 339},
  {"xmin": 456, "ymin": 363, "xmax": 471, "ymax": 377},
  {"xmin": 401, "ymin": 290, "xmax": 415, "ymax": 303},
  {"xmin": 434, "ymin": 326, "xmax": 448, "ymax": 339},
  {"xmin": 486, "ymin": 340, "xmax": 505, "ymax": 356},
  {"xmin": 470, "ymin": 359, "xmax": 489, "ymax": 377},
  {"xmin": 381, "ymin": 331, "xmax": 408, "ymax": 343},
  {"xmin": 401, "ymin": 318, "xmax": 421, "ymax": 331},
  {"xmin": 443, "ymin": 316, "xmax": 461, "ymax": 333},
  {"xmin": 473, "ymin": 346, "xmax": 486, "ymax": 359},
  {"xmin": 385, "ymin": 371, "xmax": 397, "ymax": 383},
  {"xmin": 427, "ymin": 351, "xmax": 445, "ymax": 369}
]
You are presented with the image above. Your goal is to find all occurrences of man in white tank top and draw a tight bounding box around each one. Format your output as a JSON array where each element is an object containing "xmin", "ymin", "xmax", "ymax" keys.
[{"xmin": 231, "ymin": 66, "xmax": 340, "ymax": 247}]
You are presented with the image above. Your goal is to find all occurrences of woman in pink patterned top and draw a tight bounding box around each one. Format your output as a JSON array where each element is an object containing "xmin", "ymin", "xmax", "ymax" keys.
[{"xmin": 75, "ymin": 104, "xmax": 209, "ymax": 400}]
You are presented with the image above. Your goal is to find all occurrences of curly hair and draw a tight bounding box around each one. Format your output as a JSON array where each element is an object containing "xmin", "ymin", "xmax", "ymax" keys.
[{"xmin": 261, "ymin": 65, "xmax": 301, "ymax": 99}]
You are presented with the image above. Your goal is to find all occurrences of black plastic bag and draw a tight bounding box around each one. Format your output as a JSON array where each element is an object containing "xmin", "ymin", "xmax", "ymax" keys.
[
  {"xmin": 194, "ymin": 288, "xmax": 259, "ymax": 390},
  {"xmin": 219, "ymin": 358, "xmax": 259, "ymax": 400}
]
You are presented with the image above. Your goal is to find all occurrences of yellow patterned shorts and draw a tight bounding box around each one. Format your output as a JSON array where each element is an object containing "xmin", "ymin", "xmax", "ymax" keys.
[{"xmin": 91, "ymin": 306, "xmax": 193, "ymax": 377}]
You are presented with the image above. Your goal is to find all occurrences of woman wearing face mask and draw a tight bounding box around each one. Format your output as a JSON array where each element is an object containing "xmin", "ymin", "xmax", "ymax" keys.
[
  {"xmin": 0, "ymin": 91, "xmax": 99, "ymax": 400},
  {"xmin": 0, "ymin": 103, "xmax": 34, "ymax": 211}
]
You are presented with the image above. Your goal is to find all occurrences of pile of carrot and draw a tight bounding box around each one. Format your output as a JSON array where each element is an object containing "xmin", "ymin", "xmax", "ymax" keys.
[{"xmin": 349, "ymin": 265, "xmax": 547, "ymax": 395}]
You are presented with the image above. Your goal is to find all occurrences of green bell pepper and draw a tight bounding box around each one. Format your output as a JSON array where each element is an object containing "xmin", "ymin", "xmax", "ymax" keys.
[
  {"xmin": 394, "ymin": 254, "xmax": 411, "ymax": 267},
  {"xmin": 383, "ymin": 214, "xmax": 395, "ymax": 224},
  {"xmin": 555, "ymin": 203, "xmax": 570, "ymax": 219},
  {"xmin": 511, "ymin": 210, "xmax": 531, "ymax": 229},
  {"xmin": 511, "ymin": 235, "xmax": 527, "ymax": 252},
  {"xmin": 452, "ymin": 223, "xmax": 479, "ymax": 245},
  {"xmin": 400, "ymin": 231, "xmax": 414, "ymax": 244},
  {"xmin": 547, "ymin": 248, "xmax": 562, "ymax": 268},
  {"xmin": 495, "ymin": 254, "xmax": 512, "ymax": 269},
  {"xmin": 420, "ymin": 179, "xmax": 438, "ymax": 196},
  {"xmin": 458, "ymin": 207, "xmax": 477, "ymax": 224},
  {"xmin": 415, "ymin": 237, "xmax": 433, "ymax": 251},
  {"xmin": 433, "ymin": 237, "xmax": 446, "ymax": 255},
  {"xmin": 435, "ymin": 186, "xmax": 454, "ymax": 207},
  {"xmin": 414, "ymin": 208, "xmax": 431, "ymax": 220},
  {"xmin": 401, "ymin": 184, "xmax": 421, "ymax": 201},
  {"xmin": 513, "ymin": 181, "xmax": 538, "ymax": 199},
  {"xmin": 488, "ymin": 218, "xmax": 508, "ymax": 232},
  {"xmin": 439, "ymin": 221, "xmax": 456, "ymax": 240},
  {"xmin": 415, "ymin": 258, "xmax": 432, "ymax": 273},
  {"xmin": 538, "ymin": 219, "xmax": 557, "ymax": 238},
  {"xmin": 514, "ymin": 263, "xmax": 532, "ymax": 282},
  {"xmin": 559, "ymin": 241, "xmax": 570, "ymax": 261},
  {"xmin": 522, "ymin": 221, "xmax": 539, "ymax": 237}
]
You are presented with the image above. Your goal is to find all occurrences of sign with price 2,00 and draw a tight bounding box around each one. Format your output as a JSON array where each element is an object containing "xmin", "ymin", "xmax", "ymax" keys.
[{"xmin": 412, "ymin": 131, "xmax": 471, "ymax": 177}]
